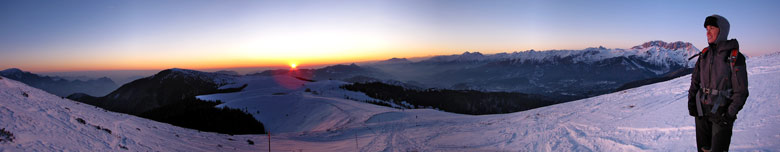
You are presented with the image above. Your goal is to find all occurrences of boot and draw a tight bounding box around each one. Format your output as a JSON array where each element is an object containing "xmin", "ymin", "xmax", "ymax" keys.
[{"xmin": 701, "ymin": 147, "xmax": 711, "ymax": 152}]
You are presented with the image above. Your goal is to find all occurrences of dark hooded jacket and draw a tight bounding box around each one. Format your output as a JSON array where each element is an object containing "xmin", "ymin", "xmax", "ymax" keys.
[{"xmin": 688, "ymin": 15, "xmax": 749, "ymax": 118}]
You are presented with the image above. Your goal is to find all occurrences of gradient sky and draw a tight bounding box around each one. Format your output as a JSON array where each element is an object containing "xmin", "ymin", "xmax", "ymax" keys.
[{"xmin": 2, "ymin": 0, "xmax": 779, "ymax": 72}]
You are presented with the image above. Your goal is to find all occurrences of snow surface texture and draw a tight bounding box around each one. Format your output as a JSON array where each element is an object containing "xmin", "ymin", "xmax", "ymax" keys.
[
  {"xmin": 0, "ymin": 76, "xmax": 265, "ymax": 151},
  {"xmin": 1, "ymin": 52, "xmax": 778, "ymax": 151}
]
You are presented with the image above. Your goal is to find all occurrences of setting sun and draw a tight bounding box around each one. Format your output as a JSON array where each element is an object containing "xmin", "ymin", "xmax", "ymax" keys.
[{"xmin": 290, "ymin": 63, "xmax": 298, "ymax": 69}]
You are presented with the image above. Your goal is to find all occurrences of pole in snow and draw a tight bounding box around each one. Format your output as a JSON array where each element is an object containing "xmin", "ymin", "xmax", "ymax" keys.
[
  {"xmin": 355, "ymin": 133, "xmax": 359, "ymax": 152},
  {"xmin": 267, "ymin": 130, "xmax": 271, "ymax": 152}
]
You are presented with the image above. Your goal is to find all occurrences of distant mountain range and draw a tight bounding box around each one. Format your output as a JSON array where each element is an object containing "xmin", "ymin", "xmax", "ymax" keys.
[
  {"xmin": 255, "ymin": 40, "xmax": 700, "ymax": 101},
  {"xmin": 249, "ymin": 63, "xmax": 393, "ymax": 81},
  {"xmin": 0, "ymin": 68, "xmax": 118, "ymax": 97}
]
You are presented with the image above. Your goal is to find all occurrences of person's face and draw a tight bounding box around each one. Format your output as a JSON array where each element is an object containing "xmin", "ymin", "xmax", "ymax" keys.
[{"xmin": 706, "ymin": 25, "xmax": 720, "ymax": 43}]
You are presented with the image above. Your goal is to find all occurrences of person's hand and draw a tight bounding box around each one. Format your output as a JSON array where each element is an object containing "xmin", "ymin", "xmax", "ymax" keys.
[
  {"xmin": 688, "ymin": 96, "xmax": 698, "ymax": 116},
  {"xmin": 717, "ymin": 113, "xmax": 734, "ymax": 125}
]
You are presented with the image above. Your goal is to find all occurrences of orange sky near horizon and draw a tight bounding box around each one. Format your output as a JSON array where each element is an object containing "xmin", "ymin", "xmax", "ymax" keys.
[
  {"xmin": 7, "ymin": 47, "xmax": 450, "ymax": 73},
  {"xmin": 9, "ymin": 44, "xmax": 597, "ymax": 73}
]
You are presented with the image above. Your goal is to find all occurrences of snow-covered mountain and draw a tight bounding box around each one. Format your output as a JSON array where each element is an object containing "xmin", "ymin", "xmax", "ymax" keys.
[
  {"xmin": 363, "ymin": 40, "xmax": 700, "ymax": 100},
  {"xmin": 630, "ymin": 40, "xmax": 700, "ymax": 68},
  {"xmin": 414, "ymin": 40, "xmax": 699, "ymax": 69}
]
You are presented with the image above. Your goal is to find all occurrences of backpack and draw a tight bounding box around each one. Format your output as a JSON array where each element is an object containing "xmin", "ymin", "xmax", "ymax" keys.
[
  {"xmin": 690, "ymin": 47, "xmax": 741, "ymax": 115},
  {"xmin": 688, "ymin": 47, "xmax": 741, "ymax": 73}
]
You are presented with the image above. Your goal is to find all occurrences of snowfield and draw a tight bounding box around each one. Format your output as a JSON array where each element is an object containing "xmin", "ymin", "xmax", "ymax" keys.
[
  {"xmin": 2, "ymin": 52, "xmax": 779, "ymax": 151},
  {"xmin": 0, "ymin": 74, "xmax": 264, "ymax": 151}
]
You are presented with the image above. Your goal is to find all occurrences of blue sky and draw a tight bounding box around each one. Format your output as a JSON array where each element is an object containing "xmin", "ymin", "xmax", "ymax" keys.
[{"xmin": 1, "ymin": 0, "xmax": 779, "ymax": 72}]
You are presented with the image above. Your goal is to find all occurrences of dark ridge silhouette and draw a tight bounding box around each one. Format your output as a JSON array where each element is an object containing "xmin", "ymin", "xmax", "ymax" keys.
[
  {"xmin": 68, "ymin": 68, "xmax": 265, "ymax": 135},
  {"xmin": 614, "ymin": 68, "xmax": 693, "ymax": 92},
  {"xmin": 341, "ymin": 82, "xmax": 560, "ymax": 115},
  {"xmin": 140, "ymin": 97, "xmax": 265, "ymax": 135}
]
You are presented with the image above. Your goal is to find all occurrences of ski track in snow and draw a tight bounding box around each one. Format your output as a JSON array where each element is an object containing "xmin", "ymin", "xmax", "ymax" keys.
[{"xmin": 2, "ymin": 53, "xmax": 779, "ymax": 151}]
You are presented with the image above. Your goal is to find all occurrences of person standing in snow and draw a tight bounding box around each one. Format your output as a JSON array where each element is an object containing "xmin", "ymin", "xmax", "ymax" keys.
[{"xmin": 688, "ymin": 14, "xmax": 749, "ymax": 152}]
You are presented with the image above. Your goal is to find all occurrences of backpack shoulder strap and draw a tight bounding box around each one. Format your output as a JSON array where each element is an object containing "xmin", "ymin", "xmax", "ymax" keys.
[
  {"xmin": 728, "ymin": 49, "xmax": 739, "ymax": 72},
  {"xmin": 688, "ymin": 47, "xmax": 709, "ymax": 60}
]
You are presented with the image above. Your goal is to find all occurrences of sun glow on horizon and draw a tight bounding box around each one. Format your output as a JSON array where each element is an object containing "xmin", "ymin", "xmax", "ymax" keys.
[{"xmin": 289, "ymin": 61, "xmax": 298, "ymax": 69}]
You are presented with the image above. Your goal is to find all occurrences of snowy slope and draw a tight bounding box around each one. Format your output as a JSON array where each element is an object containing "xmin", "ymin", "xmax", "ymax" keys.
[
  {"xmin": 197, "ymin": 75, "xmax": 400, "ymax": 134},
  {"xmin": 197, "ymin": 52, "xmax": 780, "ymax": 151},
  {"xmin": 0, "ymin": 77, "xmax": 269, "ymax": 151}
]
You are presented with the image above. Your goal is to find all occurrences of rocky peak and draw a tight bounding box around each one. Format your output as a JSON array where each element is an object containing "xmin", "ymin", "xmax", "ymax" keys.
[{"xmin": 631, "ymin": 40, "xmax": 694, "ymax": 50}]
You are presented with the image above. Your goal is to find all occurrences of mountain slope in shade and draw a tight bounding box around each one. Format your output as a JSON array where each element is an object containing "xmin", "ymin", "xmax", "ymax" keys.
[
  {"xmin": 614, "ymin": 67, "xmax": 694, "ymax": 92},
  {"xmin": 68, "ymin": 68, "xmax": 238, "ymax": 115},
  {"xmin": 0, "ymin": 68, "xmax": 118, "ymax": 97}
]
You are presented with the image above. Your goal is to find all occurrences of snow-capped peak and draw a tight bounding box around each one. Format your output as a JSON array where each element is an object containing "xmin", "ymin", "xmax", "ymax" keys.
[
  {"xmin": 631, "ymin": 40, "xmax": 694, "ymax": 50},
  {"xmin": 629, "ymin": 40, "xmax": 699, "ymax": 68},
  {"xmin": 417, "ymin": 40, "xmax": 700, "ymax": 73}
]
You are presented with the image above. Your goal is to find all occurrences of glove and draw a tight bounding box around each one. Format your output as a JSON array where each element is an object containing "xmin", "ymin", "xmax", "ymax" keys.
[
  {"xmin": 717, "ymin": 113, "xmax": 735, "ymax": 126},
  {"xmin": 688, "ymin": 102, "xmax": 698, "ymax": 116},
  {"xmin": 688, "ymin": 95, "xmax": 698, "ymax": 116}
]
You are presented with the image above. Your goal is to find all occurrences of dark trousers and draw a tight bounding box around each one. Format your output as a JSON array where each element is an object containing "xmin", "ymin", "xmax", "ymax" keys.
[{"xmin": 695, "ymin": 116, "xmax": 733, "ymax": 152}]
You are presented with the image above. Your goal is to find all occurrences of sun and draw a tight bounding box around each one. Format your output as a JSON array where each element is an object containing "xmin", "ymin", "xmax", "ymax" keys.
[{"xmin": 289, "ymin": 63, "xmax": 298, "ymax": 69}]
